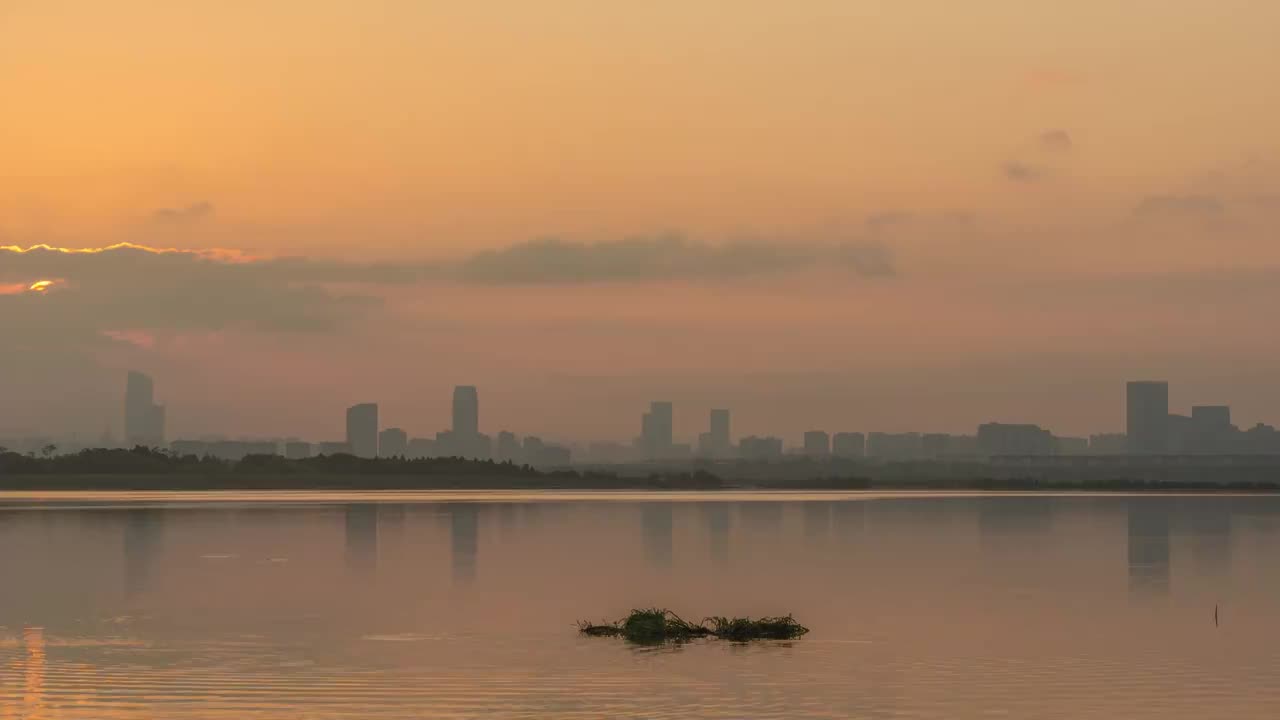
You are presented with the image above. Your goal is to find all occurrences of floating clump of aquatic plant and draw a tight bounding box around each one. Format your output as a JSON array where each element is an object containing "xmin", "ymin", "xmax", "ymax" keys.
[{"xmin": 578, "ymin": 608, "xmax": 808, "ymax": 644}]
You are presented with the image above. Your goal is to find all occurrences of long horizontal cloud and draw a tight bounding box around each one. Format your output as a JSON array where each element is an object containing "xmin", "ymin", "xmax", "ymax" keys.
[
  {"xmin": 1134, "ymin": 194, "xmax": 1225, "ymax": 219},
  {"xmin": 455, "ymin": 236, "xmax": 894, "ymax": 284},
  {"xmin": 0, "ymin": 235, "xmax": 895, "ymax": 336}
]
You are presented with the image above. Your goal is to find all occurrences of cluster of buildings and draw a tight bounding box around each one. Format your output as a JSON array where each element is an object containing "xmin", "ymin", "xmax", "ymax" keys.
[
  {"xmin": 168, "ymin": 384, "xmax": 572, "ymax": 467},
  {"xmin": 612, "ymin": 381, "xmax": 1280, "ymax": 462},
  {"xmin": 1123, "ymin": 381, "xmax": 1280, "ymax": 455},
  {"xmin": 12, "ymin": 373, "xmax": 1280, "ymax": 465}
]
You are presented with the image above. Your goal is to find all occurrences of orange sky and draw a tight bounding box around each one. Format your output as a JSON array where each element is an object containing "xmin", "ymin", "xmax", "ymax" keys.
[{"xmin": 1, "ymin": 2, "xmax": 1279, "ymax": 442}]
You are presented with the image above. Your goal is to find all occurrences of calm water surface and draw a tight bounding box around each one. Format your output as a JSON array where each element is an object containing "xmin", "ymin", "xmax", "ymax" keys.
[{"xmin": 2, "ymin": 491, "xmax": 1278, "ymax": 719}]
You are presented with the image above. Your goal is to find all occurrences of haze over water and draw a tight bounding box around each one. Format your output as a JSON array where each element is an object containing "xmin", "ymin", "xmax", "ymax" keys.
[{"xmin": 2, "ymin": 491, "xmax": 1278, "ymax": 719}]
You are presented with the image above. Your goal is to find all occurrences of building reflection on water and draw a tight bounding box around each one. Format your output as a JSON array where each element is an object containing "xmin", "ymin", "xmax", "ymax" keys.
[
  {"xmin": 1127, "ymin": 500, "xmax": 1171, "ymax": 596},
  {"xmin": 123, "ymin": 508, "xmax": 163, "ymax": 598},
  {"xmin": 448, "ymin": 504, "xmax": 479, "ymax": 583},
  {"xmin": 738, "ymin": 501, "xmax": 783, "ymax": 534},
  {"xmin": 344, "ymin": 504, "xmax": 379, "ymax": 576},
  {"xmin": 698, "ymin": 503, "xmax": 730, "ymax": 567},
  {"xmin": 641, "ymin": 504, "xmax": 673, "ymax": 570},
  {"xmin": 803, "ymin": 502, "xmax": 832, "ymax": 545},
  {"xmin": 830, "ymin": 501, "xmax": 866, "ymax": 539},
  {"xmin": 1178, "ymin": 499, "xmax": 1233, "ymax": 578}
]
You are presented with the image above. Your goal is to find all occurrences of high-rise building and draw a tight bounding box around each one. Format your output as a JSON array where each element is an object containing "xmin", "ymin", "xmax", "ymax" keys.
[
  {"xmin": 709, "ymin": 409, "xmax": 730, "ymax": 456},
  {"xmin": 124, "ymin": 371, "xmax": 165, "ymax": 448},
  {"xmin": 441, "ymin": 386, "xmax": 489, "ymax": 459},
  {"xmin": 378, "ymin": 427, "xmax": 408, "ymax": 458},
  {"xmin": 640, "ymin": 401, "xmax": 674, "ymax": 458},
  {"xmin": 832, "ymin": 432, "xmax": 866, "ymax": 458},
  {"xmin": 284, "ymin": 441, "xmax": 312, "ymax": 460},
  {"xmin": 346, "ymin": 403, "xmax": 379, "ymax": 458},
  {"xmin": 1126, "ymin": 381, "xmax": 1169, "ymax": 454},
  {"xmin": 453, "ymin": 386, "xmax": 479, "ymax": 436},
  {"xmin": 803, "ymin": 431, "xmax": 831, "ymax": 458}
]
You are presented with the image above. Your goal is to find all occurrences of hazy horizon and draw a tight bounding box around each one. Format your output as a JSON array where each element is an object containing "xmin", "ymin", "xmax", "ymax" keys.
[{"xmin": 3, "ymin": 2, "xmax": 1280, "ymax": 442}]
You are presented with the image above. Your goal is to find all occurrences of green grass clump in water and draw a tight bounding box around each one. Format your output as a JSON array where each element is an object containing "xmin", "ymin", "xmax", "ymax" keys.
[{"xmin": 578, "ymin": 609, "xmax": 808, "ymax": 644}]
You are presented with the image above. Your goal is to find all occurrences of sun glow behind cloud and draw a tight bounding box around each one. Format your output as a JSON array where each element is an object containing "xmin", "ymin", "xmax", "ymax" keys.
[
  {"xmin": 0, "ymin": 278, "xmax": 62, "ymax": 295},
  {"xmin": 0, "ymin": 242, "xmax": 258, "ymax": 263}
]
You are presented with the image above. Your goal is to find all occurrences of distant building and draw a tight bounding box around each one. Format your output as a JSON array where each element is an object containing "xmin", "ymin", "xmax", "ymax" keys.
[
  {"xmin": 523, "ymin": 435, "xmax": 544, "ymax": 459},
  {"xmin": 124, "ymin": 371, "xmax": 165, "ymax": 448},
  {"xmin": 1241, "ymin": 423, "xmax": 1280, "ymax": 454},
  {"xmin": 803, "ymin": 431, "xmax": 830, "ymax": 458},
  {"xmin": 1054, "ymin": 436, "xmax": 1090, "ymax": 455},
  {"xmin": 697, "ymin": 409, "xmax": 732, "ymax": 458},
  {"xmin": 522, "ymin": 436, "xmax": 570, "ymax": 467},
  {"xmin": 1089, "ymin": 433, "xmax": 1128, "ymax": 455},
  {"xmin": 346, "ymin": 403, "xmax": 379, "ymax": 458},
  {"xmin": 920, "ymin": 433, "xmax": 950, "ymax": 459},
  {"xmin": 866, "ymin": 432, "xmax": 922, "ymax": 460},
  {"xmin": 1191, "ymin": 405, "xmax": 1231, "ymax": 428},
  {"xmin": 639, "ymin": 401, "xmax": 674, "ymax": 459},
  {"xmin": 739, "ymin": 435, "xmax": 784, "ymax": 461},
  {"xmin": 378, "ymin": 427, "xmax": 408, "ymax": 458},
  {"xmin": 439, "ymin": 386, "xmax": 490, "ymax": 459},
  {"xmin": 319, "ymin": 440, "xmax": 353, "ymax": 456},
  {"xmin": 495, "ymin": 431, "xmax": 521, "ymax": 463},
  {"xmin": 207, "ymin": 441, "xmax": 248, "ymax": 461},
  {"xmin": 171, "ymin": 440, "xmax": 207, "ymax": 457},
  {"xmin": 832, "ymin": 432, "xmax": 866, "ymax": 458},
  {"xmin": 453, "ymin": 386, "xmax": 479, "ymax": 436},
  {"xmin": 406, "ymin": 437, "xmax": 436, "ymax": 459},
  {"xmin": 1189, "ymin": 405, "xmax": 1235, "ymax": 454},
  {"xmin": 284, "ymin": 441, "xmax": 312, "ymax": 460},
  {"xmin": 245, "ymin": 441, "xmax": 279, "ymax": 456},
  {"xmin": 587, "ymin": 441, "xmax": 632, "ymax": 463},
  {"xmin": 1166, "ymin": 413, "xmax": 1193, "ymax": 454},
  {"xmin": 1126, "ymin": 381, "xmax": 1169, "ymax": 454},
  {"xmin": 437, "ymin": 429, "xmax": 491, "ymax": 460},
  {"xmin": 977, "ymin": 423, "xmax": 1054, "ymax": 456},
  {"xmin": 537, "ymin": 444, "xmax": 571, "ymax": 466},
  {"xmin": 696, "ymin": 432, "xmax": 715, "ymax": 457}
]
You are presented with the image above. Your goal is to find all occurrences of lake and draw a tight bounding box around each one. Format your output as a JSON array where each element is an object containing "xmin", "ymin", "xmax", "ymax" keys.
[{"xmin": 2, "ymin": 491, "xmax": 1278, "ymax": 718}]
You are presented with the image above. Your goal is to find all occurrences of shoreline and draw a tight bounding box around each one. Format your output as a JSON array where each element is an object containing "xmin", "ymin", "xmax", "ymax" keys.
[{"xmin": 1, "ymin": 474, "xmax": 1278, "ymax": 494}]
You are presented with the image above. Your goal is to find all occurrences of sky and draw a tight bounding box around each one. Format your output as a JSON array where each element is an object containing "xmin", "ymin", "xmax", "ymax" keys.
[{"xmin": 2, "ymin": 1, "xmax": 1280, "ymax": 444}]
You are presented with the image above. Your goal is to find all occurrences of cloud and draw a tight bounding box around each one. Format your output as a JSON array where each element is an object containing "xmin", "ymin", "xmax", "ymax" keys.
[
  {"xmin": 1038, "ymin": 130, "xmax": 1073, "ymax": 152},
  {"xmin": 1134, "ymin": 194, "xmax": 1225, "ymax": 219},
  {"xmin": 1003, "ymin": 162, "xmax": 1047, "ymax": 183},
  {"xmin": 455, "ymin": 236, "xmax": 894, "ymax": 285},
  {"xmin": 0, "ymin": 235, "xmax": 896, "ymax": 344},
  {"xmin": 0, "ymin": 243, "xmax": 379, "ymax": 337},
  {"xmin": 152, "ymin": 201, "xmax": 214, "ymax": 224}
]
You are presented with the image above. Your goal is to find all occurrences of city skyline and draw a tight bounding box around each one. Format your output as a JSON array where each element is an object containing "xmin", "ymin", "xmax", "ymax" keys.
[{"xmin": 11, "ymin": 370, "xmax": 1273, "ymax": 463}]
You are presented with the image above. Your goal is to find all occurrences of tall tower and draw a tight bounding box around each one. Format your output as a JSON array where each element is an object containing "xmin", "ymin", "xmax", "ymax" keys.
[
  {"xmin": 346, "ymin": 403, "xmax": 379, "ymax": 458},
  {"xmin": 124, "ymin": 371, "xmax": 165, "ymax": 448},
  {"xmin": 1126, "ymin": 381, "xmax": 1169, "ymax": 454},
  {"xmin": 709, "ymin": 409, "xmax": 730, "ymax": 453},
  {"xmin": 643, "ymin": 401, "xmax": 673, "ymax": 458},
  {"xmin": 453, "ymin": 386, "xmax": 479, "ymax": 436}
]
